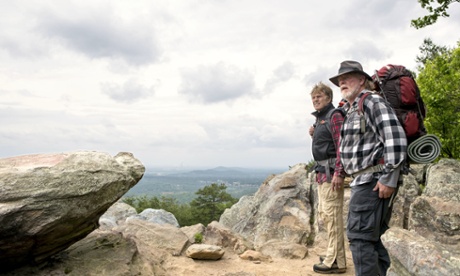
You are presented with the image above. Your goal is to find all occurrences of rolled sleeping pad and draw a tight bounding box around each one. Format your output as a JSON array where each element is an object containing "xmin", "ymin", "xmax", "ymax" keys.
[{"xmin": 407, "ymin": 134, "xmax": 442, "ymax": 164}]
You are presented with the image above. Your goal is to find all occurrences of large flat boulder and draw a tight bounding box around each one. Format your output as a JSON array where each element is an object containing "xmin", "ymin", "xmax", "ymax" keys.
[{"xmin": 0, "ymin": 151, "xmax": 144, "ymax": 272}]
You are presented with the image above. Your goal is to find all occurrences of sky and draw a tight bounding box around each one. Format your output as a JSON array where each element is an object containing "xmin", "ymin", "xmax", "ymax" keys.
[{"xmin": 1, "ymin": 0, "xmax": 459, "ymax": 170}]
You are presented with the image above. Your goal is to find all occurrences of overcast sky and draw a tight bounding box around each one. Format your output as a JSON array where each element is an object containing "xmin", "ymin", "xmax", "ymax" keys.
[{"xmin": 1, "ymin": 1, "xmax": 459, "ymax": 169}]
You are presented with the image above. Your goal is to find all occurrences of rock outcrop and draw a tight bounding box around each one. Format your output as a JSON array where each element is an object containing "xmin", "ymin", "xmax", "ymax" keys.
[
  {"xmin": 115, "ymin": 218, "xmax": 189, "ymax": 257},
  {"xmin": 0, "ymin": 151, "xmax": 145, "ymax": 272},
  {"xmin": 219, "ymin": 163, "xmax": 313, "ymax": 253},
  {"xmin": 99, "ymin": 202, "xmax": 138, "ymax": 230},
  {"xmin": 128, "ymin": 208, "xmax": 180, "ymax": 227},
  {"xmin": 2, "ymin": 156, "xmax": 460, "ymax": 275},
  {"xmin": 382, "ymin": 159, "xmax": 460, "ymax": 276},
  {"xmin": 382, "ymin": 228, "xmax": 459, "ymax": 276}
]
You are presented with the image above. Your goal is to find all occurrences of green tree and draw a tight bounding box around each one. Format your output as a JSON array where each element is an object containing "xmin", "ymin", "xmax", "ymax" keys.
[
  {"xmin": 416, "ymin": 38, "xmax": 449, "ymax": 69},
  {"xmin": 411, "ymin": 0, "xmax": 460, "ymax": 29},
  {"xmin": 189, "ymin": 183, "xmax": 237, "ymax": 225},
  {"xmin": 416, "ymin": 42, "xmax": 460, "ymax": 158},
  {"xmin": 122, "ymin": 195, "xmax": 160, "ymax": 213},
  {"xmin": 304, "ymin": 159, "xmax": 316, "ymax": 173}
]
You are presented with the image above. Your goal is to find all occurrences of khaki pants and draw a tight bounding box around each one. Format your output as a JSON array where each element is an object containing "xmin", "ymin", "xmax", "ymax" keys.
[{"xmin": 318, "ymin": 181, "xmax": 346, "ymax": 269}]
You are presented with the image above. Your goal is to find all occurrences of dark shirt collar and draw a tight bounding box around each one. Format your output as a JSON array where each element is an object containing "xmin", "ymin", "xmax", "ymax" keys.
[{"xmin": 312, "ymin": 102, "xmax": 335, "ymax": 118}]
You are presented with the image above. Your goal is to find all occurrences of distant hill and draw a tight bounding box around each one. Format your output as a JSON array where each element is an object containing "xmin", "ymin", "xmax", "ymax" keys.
[
  {"xmin": 169, "ymin": 166, "xmax": 284, "ymax": 178},
  {"xmin": 125, "ymin": 166, "xmax": 286, "ymax": 203}
]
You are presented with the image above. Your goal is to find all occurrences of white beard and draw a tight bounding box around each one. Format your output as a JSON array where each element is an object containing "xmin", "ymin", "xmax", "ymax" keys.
[{"xmin": 341, "ymin": 86, "xmax": 360, "ymax": 102}]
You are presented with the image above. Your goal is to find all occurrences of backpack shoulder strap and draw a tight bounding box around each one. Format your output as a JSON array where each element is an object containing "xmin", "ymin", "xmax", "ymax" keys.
[
  {"xmin": 319, "ymin": 107, "xmax": 344, "ymax": 182},
  {"xmin": 357, "ymin": 92, "xmax": 374, "ymax": 134},
  {"xmin": 357, "ymin": 91, "xmax": 373, "ymax": 116}
]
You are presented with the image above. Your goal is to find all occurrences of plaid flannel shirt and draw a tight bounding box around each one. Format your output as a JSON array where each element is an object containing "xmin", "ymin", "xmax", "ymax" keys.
[
  {"xmin": 340, "ymin": 90, "xmax": 407, "ymax": 188},
  {"xmin": 316, "ymin": 110, "xmax": 346, "ymax": 184}
]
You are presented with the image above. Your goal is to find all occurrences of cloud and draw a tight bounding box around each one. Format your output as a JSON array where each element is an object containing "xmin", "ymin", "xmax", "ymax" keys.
[
  {"xmin": 35, "ymin": 6, "xmax": 161, "ymax": 66},
  {"xmin": 0, "ymin": 3, "xmax": 50, "ymax": 59},
  {"xmin": 328, "ymin": 0, "xmax": 418, "ymax": 31},
  {"xmin": 263, "ymin": 61, "xmax": 295, "ymax": 93},
  {"xmin": 196, "ymin": 112, "xmax": 306, "ymax": 152},
  {"xmin": 340, "ymin": 40, "xmax": 390, "ymax": 65},
  {"xmin": 0, "ymin": 34, "xmax": 48, "ymax": 59},
  {"xmin": 178, "ymin": 62, "xmax": 256, "ymax": 103},
  {"xmin": 303, "ymin": 39, "xmax": 390, "ymax": 89},
  {"xmin": 101, "ymin": 79, "xmax": 155, "ymax": 103},
  {"xmin": 0, "ymin": 105, "xmax": 122, "ymax": 157},
  {"xmin": 1, "ymin": 0, "xmax": 459, "ymax": 168}
]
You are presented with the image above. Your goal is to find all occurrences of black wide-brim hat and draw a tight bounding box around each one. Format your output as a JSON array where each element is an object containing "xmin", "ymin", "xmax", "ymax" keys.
[{"xmin": 329, "ymin": 60, "xmax": 372, "ymax": 87}]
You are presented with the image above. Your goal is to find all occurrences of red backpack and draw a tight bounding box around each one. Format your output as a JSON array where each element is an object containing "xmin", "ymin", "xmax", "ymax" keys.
[{"xmin": 359, "ymin": 64, "xmax": 427, "ymax": 144}]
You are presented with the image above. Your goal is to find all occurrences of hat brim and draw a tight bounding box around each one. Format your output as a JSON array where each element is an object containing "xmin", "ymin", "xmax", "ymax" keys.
[{"xmin": 329, "ymin": 70, "xmax": 372, "ymax": 87}]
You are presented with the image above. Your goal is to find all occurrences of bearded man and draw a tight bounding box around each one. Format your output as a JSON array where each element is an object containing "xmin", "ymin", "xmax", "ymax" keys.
[{"xmin": 329, "ymin": 60, "xmax": 407, "ymax": 276}]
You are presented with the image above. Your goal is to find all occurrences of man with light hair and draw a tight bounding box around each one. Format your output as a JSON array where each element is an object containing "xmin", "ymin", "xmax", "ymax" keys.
[{"xmin": 309, "ymin": 82, "xmax": 347, "ymax": 274}]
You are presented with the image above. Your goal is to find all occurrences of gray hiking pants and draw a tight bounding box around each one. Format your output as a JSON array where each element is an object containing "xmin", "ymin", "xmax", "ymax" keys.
[{"xmin": 347, "ymin": 179, "xmax": 396, "ymax": 276}]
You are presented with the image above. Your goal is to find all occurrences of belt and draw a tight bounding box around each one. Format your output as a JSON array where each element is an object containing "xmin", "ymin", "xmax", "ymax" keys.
[{"xmin": 351, "ymin": 164, "xmax": 384, "ymax": 178}]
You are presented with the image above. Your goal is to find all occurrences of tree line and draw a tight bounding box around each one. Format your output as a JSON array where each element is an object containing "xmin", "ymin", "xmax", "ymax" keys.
[
  {"xmin": 412, "ymin": 0, "xmax": 460, "ymax": 160},
  {"xmin": 416, "ymin": 39, "xmax": 460, "ymax": 159},
  {"xmin": 122, "ymin": 183, "xmax": 238, "ymax": 226}
]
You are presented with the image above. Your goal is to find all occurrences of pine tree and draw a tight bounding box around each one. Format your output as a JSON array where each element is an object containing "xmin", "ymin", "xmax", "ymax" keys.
[{"xmin": 190, "ymin": 183, "xmax": 237, "ymax": 225}]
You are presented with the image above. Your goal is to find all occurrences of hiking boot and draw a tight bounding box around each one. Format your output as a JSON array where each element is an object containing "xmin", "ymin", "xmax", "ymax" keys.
[{"xmin": 313, "ymin": 262, "xmax": 346, "ymax": 274}]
